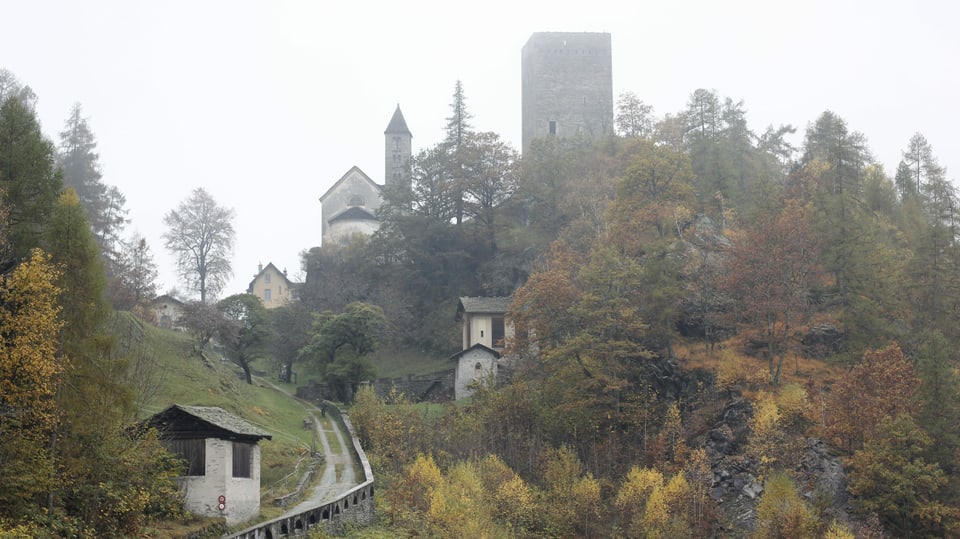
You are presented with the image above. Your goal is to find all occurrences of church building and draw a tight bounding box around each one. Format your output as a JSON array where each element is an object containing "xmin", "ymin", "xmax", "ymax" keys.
[{"xmin": 319, "ymin": 105, "xmax": 412, "ymax": 246}]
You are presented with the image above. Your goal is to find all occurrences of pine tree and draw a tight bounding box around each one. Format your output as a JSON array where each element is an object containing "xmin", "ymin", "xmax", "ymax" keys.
[
  {"xmin": 0, "ymin": 97, "xmax": 62, "ymax": 271},
  {"xmin": 916, "ymin": 331, "xmax": 960, "ymax": 476},
  {"xmin": 444, "ymin": 80, "xmax": 473, "ymax": 225}
]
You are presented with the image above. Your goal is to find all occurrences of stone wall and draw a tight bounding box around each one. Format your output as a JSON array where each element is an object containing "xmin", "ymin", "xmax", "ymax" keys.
[{"xmin": 297, "ymin": 368, "xmax": 455, "ymax": 403}]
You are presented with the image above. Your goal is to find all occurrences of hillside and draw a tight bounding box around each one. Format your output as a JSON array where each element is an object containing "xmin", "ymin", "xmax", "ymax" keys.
[{"xmin": 113, "ymin": 313, "xmax": 329, "ymax": 535}]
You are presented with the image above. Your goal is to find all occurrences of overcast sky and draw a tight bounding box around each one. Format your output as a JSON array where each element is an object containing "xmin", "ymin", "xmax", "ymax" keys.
[{"xmin": 3, "ymin": 0, "xmax": 958, "ymax": 299}]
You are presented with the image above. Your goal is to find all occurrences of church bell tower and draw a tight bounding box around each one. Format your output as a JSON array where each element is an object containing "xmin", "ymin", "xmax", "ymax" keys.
[{"xmin": 384, "ymin": 104, "xmax": 412, "ymax": 188}]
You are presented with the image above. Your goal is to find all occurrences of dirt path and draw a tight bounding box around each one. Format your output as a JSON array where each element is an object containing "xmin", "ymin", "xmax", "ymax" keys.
[{"xmin": 255, "ymin": 378, "xmax": 361, "ymax": 515}]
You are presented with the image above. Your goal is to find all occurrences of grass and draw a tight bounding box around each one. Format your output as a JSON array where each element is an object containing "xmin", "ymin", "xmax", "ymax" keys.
[
  {"xmin": 368, "ymin": 347, "xmax": 453, "ymax": 379},
  {"xmin": 673, "ymin": 335, "xmax": 849, "ymax": 391}
]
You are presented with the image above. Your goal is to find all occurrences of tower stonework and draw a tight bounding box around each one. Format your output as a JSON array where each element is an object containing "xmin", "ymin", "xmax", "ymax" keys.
[
  {"xmin": 384, "ymin": 104, "xmax": 412, "ymax": 188},
  {"xmin": 521, "ymin": 32, "xmax": 613, "ymax": 152}
]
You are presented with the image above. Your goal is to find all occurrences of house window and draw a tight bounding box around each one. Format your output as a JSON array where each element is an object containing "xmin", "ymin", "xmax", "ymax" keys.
[
  {"xmin": 264, "ymin": 289, "xmax": 272, "ymax": 301},
  {"xmin": 549, "ymin": 121, "xmax": 557, "ymax": 135},
  {"xmin": 264, "ymin": 272, "xmax": 271, "ymax": 283},
  {"xmin": 233, "ymin": 442, "xmax": 253, "ymax": 478},
  {"xmin": 167, "ymin": 438, "xmax": 205, "ymax": 476},
  {"xmin": 492, "ymin": 317, "xmax": 505, "ymax": 348}
]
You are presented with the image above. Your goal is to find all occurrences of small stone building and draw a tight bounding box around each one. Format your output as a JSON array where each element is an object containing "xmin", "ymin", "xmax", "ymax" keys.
[
  {"xmin": 150, "ymin": 294, "xmax": 184, "ymax": 329},
  {"xmin": 144, "ymin": 405, "xmax": 272, "ymax": 526},
  {"xmin": 449, "ymin": 343, "xmax": 501, "ymax": 400},
  {"xmin": 451, "ymin": 297, "xmax": 514, "ymax": 400}
]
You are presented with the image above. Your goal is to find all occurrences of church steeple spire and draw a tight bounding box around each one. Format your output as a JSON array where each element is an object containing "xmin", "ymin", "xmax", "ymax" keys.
[
  {"xmin": 384, "ymin": 104, "xmax": 412, "ymax": 187},
  {"xmin": 384, "ymin": 104, "xmax": 412, "ymax": 136}
]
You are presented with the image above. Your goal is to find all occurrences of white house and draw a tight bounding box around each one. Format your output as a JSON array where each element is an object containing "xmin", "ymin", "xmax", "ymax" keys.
[{"xmin": 144, "ymin": 405, "xmax": 272, "ymax": 526}]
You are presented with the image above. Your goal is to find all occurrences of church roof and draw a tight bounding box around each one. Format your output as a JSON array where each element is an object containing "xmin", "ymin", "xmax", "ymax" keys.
[
  {"xmin": 384, "ymin": 104, "xmax": 412, "ymax": 136},
  {"xmin": 319, "ymin": 166, "xmax": 380, "ymax": 202},
  {"xmin": 328, "ymin": 205, "xmax": 379, "ymax": 224}
]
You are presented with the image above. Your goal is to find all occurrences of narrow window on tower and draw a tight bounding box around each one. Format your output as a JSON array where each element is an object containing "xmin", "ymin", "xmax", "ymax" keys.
[
  {"xmin": 549, "ymin": 121, "xmax": 557, "ymax": 135},
  {"xmin": 394, "ymin": 137, "xmax": 401, "ymax": 151}
]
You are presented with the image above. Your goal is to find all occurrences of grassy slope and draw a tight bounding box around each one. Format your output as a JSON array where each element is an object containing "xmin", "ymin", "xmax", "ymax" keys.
[{"xmin": 129, "ymin": 316, "xmax": 321, "ymax": 515}]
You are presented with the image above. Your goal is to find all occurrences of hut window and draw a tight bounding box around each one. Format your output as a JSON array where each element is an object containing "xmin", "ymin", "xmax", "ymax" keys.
[
  {"xmin": 167, "ymin": 439, "xmax": 205, "ymax": 476},
  {"xmin": 233, "ymin": 442, "xmax": 253, "ymax": 478}
]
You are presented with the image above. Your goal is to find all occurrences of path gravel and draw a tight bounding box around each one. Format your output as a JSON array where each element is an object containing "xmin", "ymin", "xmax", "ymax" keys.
[{"xmin": 255, "ymin": 378, "xmax": 362, "ymax": 516}]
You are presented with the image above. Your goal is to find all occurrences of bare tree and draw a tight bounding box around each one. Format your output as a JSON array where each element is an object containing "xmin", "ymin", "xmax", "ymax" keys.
[{"xmin": 162, "ymin": 188, "xmax": 234, "ymax": 303}]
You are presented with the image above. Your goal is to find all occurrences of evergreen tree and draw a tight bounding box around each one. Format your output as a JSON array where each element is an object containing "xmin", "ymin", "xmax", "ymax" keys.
[
  {"xmin": 109, "ymin": 233, "xmax": 158, "ymax": 310},
  {"xmin": 900, "ymin": 132, "xmax": 944, "ymax": 197},
  {"xmin": 43, "ymin": 189, "xmax": 151, "ymax": 534},
  {"xmin": 0, "ymin": 97, "xmax": 62, "ymax": 271},
  {"xmin": 57, "ymin": 103, "xmax": 128, "ymax": 261},
  {"xmin": 916, "ymin": 331, "xmax": 960, "ymax": 478},
  {"xmin": 444, "ymin": 80, "xmax": 473, "ymax": 225},
  {"xmin": 444, "ymin": 79, "xmax": 473, "ymax": 147}
]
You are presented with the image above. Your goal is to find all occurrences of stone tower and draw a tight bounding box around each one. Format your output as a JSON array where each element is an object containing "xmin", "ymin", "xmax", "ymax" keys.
[
  {"xmin": 521, "ymin": 32, "xmax": 613, "ymax": 152},
  {"xmin": 384, "ymin": 104, "xmax": 412, "ymax": 187}
]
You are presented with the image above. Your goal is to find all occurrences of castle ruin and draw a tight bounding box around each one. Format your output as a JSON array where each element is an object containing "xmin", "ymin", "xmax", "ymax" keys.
[{"xmin": 521, "ymin": 32, "xmax": 613, "ymax": 152}]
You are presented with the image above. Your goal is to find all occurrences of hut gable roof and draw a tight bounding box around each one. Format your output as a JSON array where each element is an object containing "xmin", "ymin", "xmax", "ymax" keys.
[
  {"xmin": 145, "ymin": 404, "xmax": 272, "ymax": 442},
  {"xmin": 151, "ymin": 294, "xmax": 184, "ymax": 307}
]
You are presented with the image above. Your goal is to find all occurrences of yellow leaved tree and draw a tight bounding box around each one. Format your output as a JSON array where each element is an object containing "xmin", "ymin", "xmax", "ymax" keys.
[{"xmin": 0, "ymin": 249, "xmax": 64, "ymax": 522}]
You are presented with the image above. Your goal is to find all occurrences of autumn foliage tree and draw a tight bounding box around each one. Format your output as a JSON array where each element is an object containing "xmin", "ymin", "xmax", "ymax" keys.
[
  {"xmin": 720, "ymin": 200, "xmax": 821, "ymax": 384},
  {"xmin": 824, "ymin": 343, "xmax": 920, "ymax": 453},
  {"xmin": 847, "ymin": 415, "xmax": 953, "ymax": 537},
  {"xmin": 0, "ymin": 250, "xmax": 63, "ymax": 521}
]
